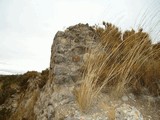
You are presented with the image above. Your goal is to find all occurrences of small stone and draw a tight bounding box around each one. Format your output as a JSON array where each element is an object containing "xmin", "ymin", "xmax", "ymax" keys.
[
  {"xmin": 83, "ymin": 53, "xmax": 95, "ymax": 62},
  {"xmin": 56, "ymin": 45, "xmax": 66, "ymax": 53},
  {"xmin": 57, "ymin": 38, "xmax": 70, "ymax": 46},
  {"xmin": 54, "ymin": 54, "xmax": 66, "ymax": 63},
  {"xmin": 83, "ymin": 53, "xmax": 89, "ymax": 62},
  {"xmin": 54, "ymin": 75, "xmax": 73, "ymax": 84},
  {"xmin": 129, "ymin": 93, "xmax": 135, "ymax": 100},
  {"xmin": 12, "ymin": 102, "xmax": 18, "ymax": 108},
  {"xmin": 72, "ymin": 55, "xmax": 81, "ymax": 62},
  {"xmin": 70, "ymin": 65, "xmax": 80, "ymax": 72},
  {"xmin": 72, "ymin": 46, "xmax": 86, "ymax": 54},
  {"xmin": 70, "ymin": 72, "xmax": 81, "ymax": 82},
  {"xmin": 61, "ymin": 38, "xmax": 70, "ymax": 45},
  {"xmin": 74, "ymin": 39, "xmax": 80, "ymax": 43},
  {"xmin": 54, "ymin": 65, "xmax": 69, "ymax": 75},
  {"xmin": 122, "ymin": 95, "xmax": 129, "ymax": 102}
]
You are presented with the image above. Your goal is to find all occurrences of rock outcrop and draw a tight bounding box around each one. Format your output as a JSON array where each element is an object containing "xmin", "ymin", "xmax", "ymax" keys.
[
  {"xmin": 33, "ymin": 24, "xmax": 146, "ymax": 120},
  {"xmin": 49, "ymin": 23, "xmax": 98, "ymax": 84},
  {"xmin": 1, "ymin": 23, "xmax": 160, "ymax": 120},
  {"xmin": 34, "ymin": 24, "xmax": 100, "ymax": 120}
]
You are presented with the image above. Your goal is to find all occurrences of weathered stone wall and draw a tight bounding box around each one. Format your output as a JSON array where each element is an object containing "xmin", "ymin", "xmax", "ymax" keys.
[
  {"xmin": 34, "ymin": 24, "xmax": 99, "ymax": 120},
  {"xmin": 49, "ymin": 23, "xmax": 98, "ymax": 85}
]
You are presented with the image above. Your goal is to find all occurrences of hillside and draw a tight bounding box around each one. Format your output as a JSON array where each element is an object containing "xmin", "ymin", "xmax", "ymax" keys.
[{"xmin": 0, "ymin": 23, "xmax": 160, "ymax": 120}]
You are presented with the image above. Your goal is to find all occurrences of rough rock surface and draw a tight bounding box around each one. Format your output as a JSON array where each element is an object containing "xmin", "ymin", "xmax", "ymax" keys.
[
  {"xmin": 116, "ymin": 104, "xmax": 143, "ymax": 120},
  {"xmin": 49, "ymin": 23, "xmax": 98, "ymax": 84},
  {"xmin": 34, "ymin": 24, "xmax": 99, "ymax": 120}
]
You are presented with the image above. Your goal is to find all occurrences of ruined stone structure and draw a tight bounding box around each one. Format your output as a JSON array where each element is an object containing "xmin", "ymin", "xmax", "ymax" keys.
[
  {"xmin": 34, "ymin": 24, "xmax": 144, "ymax": 120},
  {"xmin": 49, "ymin": 24, "xmax": 98, "ymax": 84},
  {"xmin": 34, "ymin": 24, "xmax": 100, "ymax": 119},
  {"xmin": 2, "ymin": 23, "xmax": 159, "ymax": 120}
]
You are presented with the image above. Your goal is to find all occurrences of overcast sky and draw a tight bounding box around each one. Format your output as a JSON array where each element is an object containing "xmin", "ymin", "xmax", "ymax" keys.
[{"xmin": 0, "ymin": 0, "xmax": 160, "ymax": 74}]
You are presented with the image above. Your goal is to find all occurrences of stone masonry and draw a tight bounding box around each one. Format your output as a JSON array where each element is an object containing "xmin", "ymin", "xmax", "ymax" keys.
[
  {"xmin": 49, "ymin": 23, "xmax": 98, "ymax": 85},
  {"xmin": 34, "ymin": 24, "xmax": 99, "ymax": 120}
]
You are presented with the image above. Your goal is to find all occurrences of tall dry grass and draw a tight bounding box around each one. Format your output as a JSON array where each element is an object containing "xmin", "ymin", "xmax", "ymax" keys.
[{"xmin": 75, "ymin": 22, "xmax": 160, "ymax": 112}]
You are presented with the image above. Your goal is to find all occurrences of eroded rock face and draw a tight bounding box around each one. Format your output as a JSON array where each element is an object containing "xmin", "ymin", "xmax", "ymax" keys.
[
  {"xmin": 49, "ymin": 23, "xmax": 98, "ymax": 85},
  {"xmin": 34, "ymin": 24, "xmax": 99, "ymax": 120}
]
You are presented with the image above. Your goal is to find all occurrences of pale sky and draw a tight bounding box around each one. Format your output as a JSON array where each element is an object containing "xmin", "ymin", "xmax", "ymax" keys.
[{"xmin": 0, "ymin": 0, "xmax": 160, "ymax": 74}]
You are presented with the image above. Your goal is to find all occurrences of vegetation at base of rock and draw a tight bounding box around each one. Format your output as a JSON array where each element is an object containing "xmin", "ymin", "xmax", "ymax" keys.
[
  {"xmin": 75, "ymin": 22, "xmax": 160, "ymax": 112},
  {"xmin": 40, "ymin": 69, "xmax": 49, "ymax": 88},
  {"xmin": 0, "ymin": 69, "xmax": 49, "ymax": 120},
  {"xmin": 0, "ymin": 69, "xmax": 49, "ymax": 104}
]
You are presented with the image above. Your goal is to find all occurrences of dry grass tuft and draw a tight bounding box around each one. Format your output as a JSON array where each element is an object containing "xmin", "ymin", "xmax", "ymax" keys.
[{"xmin": 75, "ymin": 22, "xmax": 160, "ymax": 112}]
